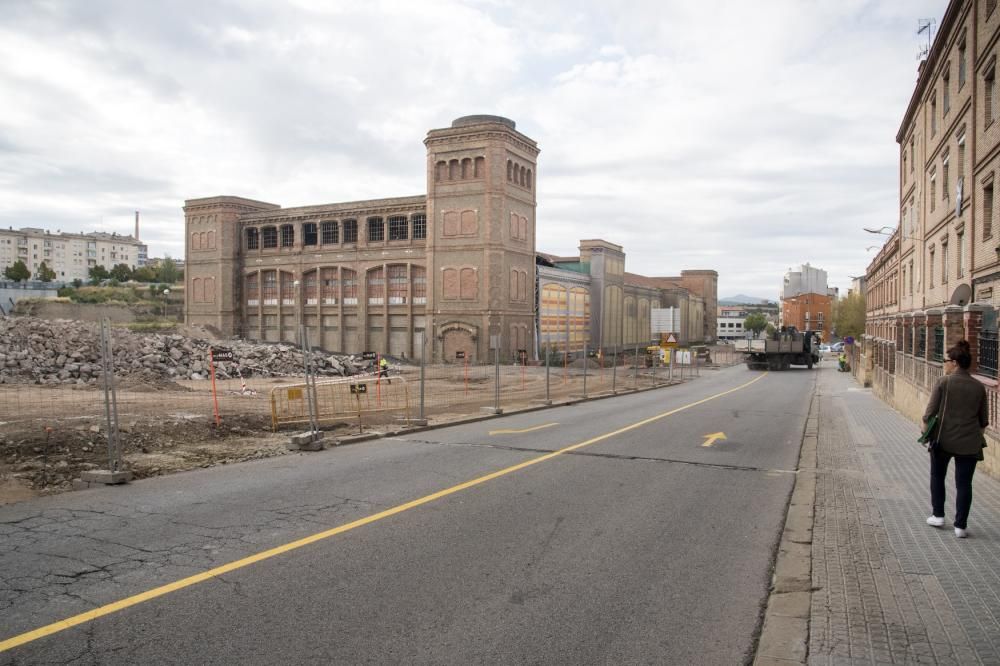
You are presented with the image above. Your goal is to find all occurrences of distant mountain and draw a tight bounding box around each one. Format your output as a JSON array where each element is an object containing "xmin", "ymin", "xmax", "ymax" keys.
[{"xmin": 720, "ymin": 294, "xmax": 773, "ymax": 305}]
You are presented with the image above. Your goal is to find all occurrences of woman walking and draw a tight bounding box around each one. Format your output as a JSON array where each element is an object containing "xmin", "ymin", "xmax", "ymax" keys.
[{"xmin": 922, "ymin": 340, "xmax": 988, "ymax": 538}]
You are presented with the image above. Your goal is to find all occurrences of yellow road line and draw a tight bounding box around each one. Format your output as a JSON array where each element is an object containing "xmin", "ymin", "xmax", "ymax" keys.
[
  {"xmin": 0, "ymin": 371, "xmax": 768, "ymax": 654},
  {"xmin": 489, "ymin": 422, "xmax": 559, "ymax": 435}
]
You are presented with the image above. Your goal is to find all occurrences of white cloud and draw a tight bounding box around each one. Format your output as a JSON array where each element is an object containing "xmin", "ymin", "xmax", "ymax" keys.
[{"xmin": 0, "ymin": 0, "xmax": 949, "ymax": 298}]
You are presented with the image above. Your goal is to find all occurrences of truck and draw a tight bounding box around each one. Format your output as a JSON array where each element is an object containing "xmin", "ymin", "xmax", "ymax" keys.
[{"xmin": 733, "ymin": 328, "xmax": 820, "ymax": 371}]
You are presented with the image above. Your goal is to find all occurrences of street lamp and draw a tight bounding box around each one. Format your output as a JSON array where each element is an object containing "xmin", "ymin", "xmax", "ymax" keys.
[{"xmin": 162, "ymin": 287, "xmax": 170, "ymax": 319}]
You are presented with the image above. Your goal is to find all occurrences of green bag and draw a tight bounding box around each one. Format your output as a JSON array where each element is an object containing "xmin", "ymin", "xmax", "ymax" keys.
[{"xmin": 918, "ymin": 414, "xmax": 938, "ymax": 444}]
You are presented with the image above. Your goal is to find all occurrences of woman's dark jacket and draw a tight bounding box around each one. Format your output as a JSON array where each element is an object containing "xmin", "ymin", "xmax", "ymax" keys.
[{"xmin": 922, "ymin": 368, "xmax": 989, "ymax": 456}]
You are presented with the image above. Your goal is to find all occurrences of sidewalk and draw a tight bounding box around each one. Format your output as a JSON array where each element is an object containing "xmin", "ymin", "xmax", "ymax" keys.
[{"xmin": 809, "ymin": 366, "xmax": 1000, "ymax": 665}]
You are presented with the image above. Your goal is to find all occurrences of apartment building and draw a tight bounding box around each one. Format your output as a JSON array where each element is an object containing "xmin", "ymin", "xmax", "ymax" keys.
[{"xmin": 0, "ymin": 227, "xmax": 144, "ymax": 282}]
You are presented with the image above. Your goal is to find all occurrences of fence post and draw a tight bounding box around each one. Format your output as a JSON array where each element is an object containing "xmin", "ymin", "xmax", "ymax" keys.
[
  {"xmin": 419, "ymin": 332, "xmax": 426, "ymax": 422},
  {"xmin": 582, "ymin": 342, "xmax": 588, "ymax": 398},
  {"xmin": 545, "ymin": 346, "xmax": 551, "ymax": 404},
  {"xmin": 298, "ymin": 325, "xmax": 321, "ymax": 445},
  {"xmin": 99, "ymin": 319, "xmax": 122, "ymax": 473}
]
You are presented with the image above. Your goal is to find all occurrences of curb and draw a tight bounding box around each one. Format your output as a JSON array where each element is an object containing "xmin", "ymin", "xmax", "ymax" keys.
[{"xmin": 753, "ymin": 385, "xmax": 817, "ymax": 665}]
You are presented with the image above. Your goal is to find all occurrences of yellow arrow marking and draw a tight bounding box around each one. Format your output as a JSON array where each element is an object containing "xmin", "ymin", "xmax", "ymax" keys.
[
  {"xmin": 701, "ymin": 432, "xmax": 727, "ymax": 447},
  {"xmin": 489, "ymin": 422, "xmax": 559, "ymax": 435}
]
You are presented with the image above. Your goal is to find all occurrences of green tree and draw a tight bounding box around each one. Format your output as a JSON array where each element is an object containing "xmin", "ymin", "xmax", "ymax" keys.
[
  {"xmin": 832, "ymin": 293, "xmax": 866, "ymax": 340},
  {"xmin": 109, "ymin": 263, "xmax": 133, "ymax": 282},
  {"xmin": 36, "ymin": 261, "xmax": 57, "ymax": 282},
  {"xmin": 744, "ymin": 312, "xmax": 768, "ymax": 338},
  {"xmin": 132, "ymin": 266, "xmax": 158, "ymax": 283},
  {"xmin": 88, "ymin": 264, "xmax": 110, "ymax": 285},
  {"xmin": 765, "ymin": 322, "xmax": 776, "ymax": 337},
  {"xmin": 3, "ymin": 260, "xmax": 31, "ymax": 282},
  {"xmin": 157, "ymin": 256, "xmax": 179, "ymax": 284}
]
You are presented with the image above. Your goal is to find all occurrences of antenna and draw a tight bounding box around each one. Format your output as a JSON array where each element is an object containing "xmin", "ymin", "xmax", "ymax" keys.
[{"xmin": 917, "ymin": 19, "xmax": 935, "ymax": 61}]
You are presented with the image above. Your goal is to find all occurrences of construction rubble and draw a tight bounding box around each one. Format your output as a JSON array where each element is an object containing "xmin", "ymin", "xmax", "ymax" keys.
[{"xmin": 0, "ymin": 316, "xmax": 373, "ymax": 385}]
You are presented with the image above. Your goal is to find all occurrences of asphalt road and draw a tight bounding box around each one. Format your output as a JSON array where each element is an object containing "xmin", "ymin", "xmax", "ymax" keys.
[{"xmin": 0, "ymin": 363, "xmax": 816, "ymax": 665}]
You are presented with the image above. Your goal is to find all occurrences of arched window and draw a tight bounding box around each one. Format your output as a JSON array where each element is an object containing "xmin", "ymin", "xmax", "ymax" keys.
[
  {"xmin": 412, "ymin": 266, "xmax": 427, "ymax": 304},
  {"xmin": 367, "ymin": 267, "xmax": 385, "ymax": 305},
  {"xmin": 442, "ymin": 268, "xmax": 459, "ymax": 300},
  {"xmin": 321, "ymin": 268, "xmax": 338, "ymax": 304},
  {"xmin": 246, "ymin": 273, "xmax": 259, "ymax": 306},
  {"xmin": 520, "ymin": 165, "xmax": 527, "ymax": 186},
  {"xmin": 280, "ymin": 225, "xmax": 294, "ymax": 247},
  {"xmin": 199, "ymin": 232, "xmax": 206, "ymax": 249},
  {"xmin": 388, "ymin": 265, "xmax": 407, "ymax": 304},
  {"xmin": 461, "ymin": 158, "xmax": 472, "ymax": 179},
  {"xmin": 412, "ymin": 213, "xmax": 427, "ymax": 240},
  {"xmin": 526, "ymin": 168, "xmax": 532, "ymax": 190},
  {"xmin": 191, "ymin": 232, "xmax": 200, "ymax": 250},
  {"xmin": 342, "ymin": 219, "xmax": 358, "ymax": 243},
  {"xmin": 303, "ymin": 223, "xmax": 318, "ymax": 246},
  {"xmin": 262, "ymin": 227, "xmax": 278, "ymax": 249},
  {"xmin": 192, "ymin": 277, "xmax": 203, "ymax": 302},
  {"xmin": 507, "ymin": 160, "xmax": 513, "ymax": 181},
  {"xmin": 460, "ymin": 210, "xmax": 477, "ymax": 235},
  {"xmin": 204, "ymin": 277, "xmax": 216, "ymax": 303},
  {"xmin": 367, "ymin": 217, "xmax": 384, "ymax": 242},
  {"xmin": 449, "ymin": 160, "xmax": 459, "ymax": 180},
  {"xmin": 206, "ymin": 230, "xmax": 216, "ymax": 249},
  {"xmin": 342, "ymin": 269, "xmax": 358, "ymax": 304},
  {"xmin": 321, "ymin": 221, "xmax": 338, "ymax": 244},
  {"xmin": 246, "ymin": 228, "xmax": 260, "ymax": 250},
  {"xmin": 388, "ymin": 215, "xmax": 408, "ymax": 241},
  {"xmin": 436, "ymin": 161, "xmax": 447, "ymax": 182},
  {"xmin": 474, "ymin": 156, "xmax": 485, "ymax": 178}
]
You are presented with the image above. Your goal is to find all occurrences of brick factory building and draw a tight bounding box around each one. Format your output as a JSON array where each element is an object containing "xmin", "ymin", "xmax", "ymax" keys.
[{"xmin": 184, "ymin": 115, "xmax": 716, "ymax": 361}]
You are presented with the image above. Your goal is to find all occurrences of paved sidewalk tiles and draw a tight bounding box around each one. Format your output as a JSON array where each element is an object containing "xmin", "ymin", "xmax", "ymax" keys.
[{"xmin": 809, "ymin": 367, "xmax": 1000, "ymax": 665}]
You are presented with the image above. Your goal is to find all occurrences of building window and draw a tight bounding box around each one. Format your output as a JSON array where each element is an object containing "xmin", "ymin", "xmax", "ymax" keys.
[
  {"xmin": 959, "ymin": 38, "xmax": 967, "ymax": 87},
  {"xmin": 929, "ymin": 248, "xmax": 935, "ymax": 287},
  {"xmin": 303, "ymin": 223, "xmax": 318, "ymax": 246},
  {"xmin": 246, "ymin": 273, "xmax": 259, "ymax": 306},
  {"xmin": 412, "ymin": 266, "xmax": 426, "ymax": 304},
  {"xmin": 343, "ymin": 219, "xmax": 358, "ymax": 244},
  {"xmin": 321, "ymin": 221, "xmax": 338, "ymax": 244},
  {"xmin": 412, "ymin": 213, "xmax": 427, "ymax": 240},
  {"xmin": 931, "ymin": 92, "xmax": 937, "ymax": 135},
  {"xmin": 280, "ymin": 225, "xmax": 294, "ymax": 247},
  {"xmin": 943, "ymin": 151, "xmax": 950, "ymax": 200},
  {"xmin": 930, "ymin": 169, "xmax": 937, "ymax": 212},
  {"xmin": 280, "ymin": 271, "xmax": 294, "ymax": 305},
  {"xmin": 943, "ymin": 67, "xmax": 951, "ymax": 115},
  {"xmin": 367, "ymin": 217, "xmax": 384, "ymax": 242},
  {"xmin": 342, "ymin": 269, "xmax": 357, "ymax": 305},
  {"xmin": 449, "ymin": 160, "xmax": 459, "ymax": 180},
  {"xmin": 987, "ymin": 66, "xmax": 996, "ymax": 126},
  {"xmin": 474, "ymin": 156, "xmax": 485, "ymax": 178},
  {"xmin": 942, "ymin": 241, "xmax": 949, "ymax": 283},
  {"xmin": 910, "ymin": 137, "xmax": 915, "ymax": 174},
  {"xmin": 304, "ymin": 270, "xmax": 318, "ymax": 305},
  {"xmin": 388, "ymin": 215, "xmax": 408, "ymax": 241},
  {"xmin": 985, "ymin": 182, "xmax": 995, "ymax": 239},
  {"xmin": 367, "ymin": 267, "xmax": 384, "ymax": 305},
  {"xmin": 388, "ymin": 265, "xmax": 407, "ymax": 304},
  {"xmin": 262, "ymin": 271, "xmax": 278, "ymax": 305},
  {"xmin": 262, "ymin": 226, "xmax": 278, "ymax": 249},
  {"xmin": 958, "ymin": 232, "xmax": 965, "ymax": 277},
  {"xmin": 246, "ymin": 228, "xmax": 260, "ymax": 250},
  {"xmin": 461, "ymin": 158, "xmax": 472, "ymax": 179},
  {"xmin": 320, "ymin": 268, "xmax": 338, "ymax": 304}
]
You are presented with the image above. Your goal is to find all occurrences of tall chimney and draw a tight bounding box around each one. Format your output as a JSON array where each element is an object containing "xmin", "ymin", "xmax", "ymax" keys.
[{"xmin": 134, "ymin": 210, "xmax": 139, "ymax": 240}]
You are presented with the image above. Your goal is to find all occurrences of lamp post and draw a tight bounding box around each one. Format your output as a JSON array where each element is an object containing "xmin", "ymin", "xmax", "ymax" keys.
[{"xmin": 162, "ymin": 288, "xmax": 170, "ymax": 319}]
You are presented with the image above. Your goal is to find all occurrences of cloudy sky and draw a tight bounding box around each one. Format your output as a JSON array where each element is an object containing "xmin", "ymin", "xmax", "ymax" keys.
[{"xmin": 0, "ymin": 0, "xmax": 948, "ymax": 299}]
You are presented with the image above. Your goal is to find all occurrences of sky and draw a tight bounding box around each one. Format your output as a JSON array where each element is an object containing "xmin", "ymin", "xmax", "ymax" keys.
[{"xmin": 0, "ymin": 0, "xmax": 949, "ymax": 300}]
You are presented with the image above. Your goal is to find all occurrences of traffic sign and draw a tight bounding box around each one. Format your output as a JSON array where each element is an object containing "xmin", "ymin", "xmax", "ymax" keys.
[{"xmin": 211, "ymin": 347, "xmax": 234, "ymax": 362}]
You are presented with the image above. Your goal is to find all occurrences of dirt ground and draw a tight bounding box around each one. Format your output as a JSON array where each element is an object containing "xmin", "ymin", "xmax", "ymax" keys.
[{"xmin": 0, "ymin": 350, "xmax": 739, "ymax": 505}]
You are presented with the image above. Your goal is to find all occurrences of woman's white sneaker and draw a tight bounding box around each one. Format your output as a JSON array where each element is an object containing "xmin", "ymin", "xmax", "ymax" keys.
[
  {"xmin": 955, "ymin": 528, "xmax": 969, "ymax": 538},
  {"xmin": 926, "ymin": 516, "xmax": 945, "ymax": 527}
]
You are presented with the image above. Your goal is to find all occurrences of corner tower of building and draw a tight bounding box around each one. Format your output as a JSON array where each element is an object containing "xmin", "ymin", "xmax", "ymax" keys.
[
  {"xmin": 424, "ymin": 115, "xmax": 539, "ymax": 362},
  {"xmin": 183, "ymin": 196, "xmax": 280, "ymax": 335}
]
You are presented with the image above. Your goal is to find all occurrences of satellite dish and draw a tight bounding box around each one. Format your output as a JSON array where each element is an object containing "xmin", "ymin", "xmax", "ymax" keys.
[{"xmin": 950, "ymin": 284, "xmax": 972, "ymax": 307}]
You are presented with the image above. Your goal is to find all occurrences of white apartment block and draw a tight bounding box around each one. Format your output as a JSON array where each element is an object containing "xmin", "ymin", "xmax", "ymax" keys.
[
  {"xmin": 0, "ymin": 227, "xmax": 144, "ymax": 282},
  {"xmin": 782, "ymin": 263, "xmax": 831, "ymax": 299}
]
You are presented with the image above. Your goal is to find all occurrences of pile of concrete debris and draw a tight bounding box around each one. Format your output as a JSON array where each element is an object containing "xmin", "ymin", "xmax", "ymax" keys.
[{"xmin": 0, "ymin": 316, "xmax": 373, "ymax": 385}]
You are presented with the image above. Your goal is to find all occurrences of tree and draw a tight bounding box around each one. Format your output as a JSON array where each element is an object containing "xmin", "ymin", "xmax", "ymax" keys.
[
  {"xmin": 832, "ymin": 293, "xmax": 866, "ymax": 340},
  {"xmin": 88, "ymin": 264, "xmax": 110, "ymax": 285},
  {"xmin": 36, "ymin": 261, "xmax": 57, "ymax": 282},
  {"xmin": 157, "ymin": 256, "xmax": 179, "ymax": 284},
  {"xmin": 744, "ymin": 312, "xmax": 768, "ymax": 338},
  {"xmin": 3, "ymin": 260, "xmax": 30, "ymax": 282},
  {"xmin": 765, "ymin": 322, "xmax": 776, "ymax": 337},
  {"xmin": 132, "ymin": 266, "xmax": 158, "ymax": 283},
  {"xmin": 109, "ymin": 263, "xmax": 133, "ymax": 282}
]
